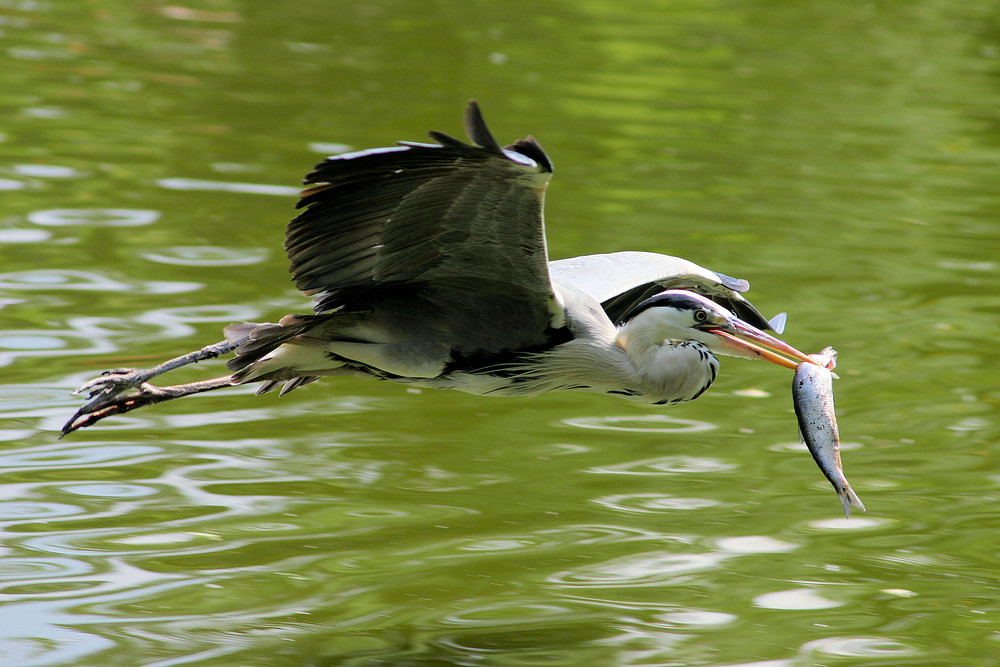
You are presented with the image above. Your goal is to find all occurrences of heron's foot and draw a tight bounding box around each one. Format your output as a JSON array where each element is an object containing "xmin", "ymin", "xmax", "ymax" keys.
[
  {"xmin": 61, "ymin": 382, "xmax": 164, "ymax": 438},
  {"xmin": 62, "ymin": 373, "xmax": 238, "ymax": 438},
  {"xmin": 72, "ymin": 368, "xmax": 154, "ymax": 400},
  {"xmin": 63, "ymin": 340, "xmax": 244, "ymax": 437}
]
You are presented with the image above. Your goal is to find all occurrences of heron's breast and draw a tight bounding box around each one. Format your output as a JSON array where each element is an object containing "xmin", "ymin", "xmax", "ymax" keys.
[{"xmin": 631, "ymin": 340, "xmax": 719, "ymax": 404}]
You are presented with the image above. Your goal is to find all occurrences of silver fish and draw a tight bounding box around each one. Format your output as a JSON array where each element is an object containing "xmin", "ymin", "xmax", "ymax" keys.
[{"xmin": 792, "ymin": 346, "xmax": 865, "ymax": 518}]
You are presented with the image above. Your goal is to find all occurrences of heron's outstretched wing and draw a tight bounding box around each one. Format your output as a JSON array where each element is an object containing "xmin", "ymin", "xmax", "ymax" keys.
[
  {"xmin": 549, "ymin": 251, "xmax": 773, "ymax": 330},
  {"xmin": 285, "ymin": 101, "xmax": 563, "ymax": 356}
]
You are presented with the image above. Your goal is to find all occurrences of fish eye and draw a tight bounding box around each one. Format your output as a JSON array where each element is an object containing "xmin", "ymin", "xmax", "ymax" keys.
[{"xmin": 693, "ymin": 310, "xmax": 708, "ymax": 322}]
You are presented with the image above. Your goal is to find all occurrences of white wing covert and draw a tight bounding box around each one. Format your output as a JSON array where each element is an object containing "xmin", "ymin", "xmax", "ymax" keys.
[{"xmin": 549, "ymin": 251, "xmax": 773, "ymax": 330}]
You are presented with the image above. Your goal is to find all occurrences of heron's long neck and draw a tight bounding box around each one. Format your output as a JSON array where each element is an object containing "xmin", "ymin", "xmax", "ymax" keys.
[{"xmin": 614, "ymin": 315, "xmax": 719, "ymax": 403}]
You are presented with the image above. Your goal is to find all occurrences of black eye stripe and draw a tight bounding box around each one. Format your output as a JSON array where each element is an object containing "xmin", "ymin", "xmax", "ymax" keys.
[{"xmin": 620, "ymin": 291, "xmax": 713, "ymax": 322}]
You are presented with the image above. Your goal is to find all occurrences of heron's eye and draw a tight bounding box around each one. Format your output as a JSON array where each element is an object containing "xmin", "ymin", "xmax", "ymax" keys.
[{"xmin": 693, "ymin": 310, "xmax": 708, "ymax": 322}]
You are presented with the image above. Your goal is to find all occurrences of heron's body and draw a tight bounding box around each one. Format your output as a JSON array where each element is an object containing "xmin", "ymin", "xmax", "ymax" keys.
[
  {"xmin": 63, "ymin": 102, "xmax": 817, "ymax": 436},
  {"xmin": 228, "ymin": 271, "xmax": 719, "ymax": 405}
]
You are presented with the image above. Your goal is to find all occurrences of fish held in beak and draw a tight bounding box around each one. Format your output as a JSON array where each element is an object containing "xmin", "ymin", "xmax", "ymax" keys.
[{"xmin": 792, "ymin": 347, "xmax": 866, "ymax": 518}]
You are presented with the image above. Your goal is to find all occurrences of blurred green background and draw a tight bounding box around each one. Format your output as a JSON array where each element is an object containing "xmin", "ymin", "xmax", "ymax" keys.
[{"xmin": 2, "ymin": 1, "xmax": 1000, "ymax": 664}]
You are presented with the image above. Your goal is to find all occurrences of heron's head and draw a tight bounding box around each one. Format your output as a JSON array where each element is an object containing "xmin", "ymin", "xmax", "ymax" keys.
[{"xmin": 616, "ymin": 290, "xmax": 817, "ymax": 370}]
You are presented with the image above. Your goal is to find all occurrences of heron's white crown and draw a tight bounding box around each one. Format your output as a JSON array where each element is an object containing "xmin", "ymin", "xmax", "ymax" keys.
[{"xmin": 616, "ymin": 290, "xmax": 736, "ymax": 350}]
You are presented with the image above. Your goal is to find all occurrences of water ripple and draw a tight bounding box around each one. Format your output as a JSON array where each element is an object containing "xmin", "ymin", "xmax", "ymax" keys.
[
  {"xmin": 808, "ymin": 516, "xmax": 890, "ymax": 531},
  {"xmin": 0, "ymin": 443, "xmax": 162, "ymax": 470},
  {"xmin": 0, "ymin": 335, "xmax": 67, "ymax": 350},
  {"xmin": 593, "ymin": 492, "xmax": 720, "ymax": 513},
  {"xmin": 715, "ymin": 536, "xmax": 798, "ymax": 554},
  {"xmin": 0, "ymin": 503, "xmax": 84, "ymax": 521},
  {"xmin": 753, "ymin": 588, "xmax": 842, "ymax": 610},
  {"xmin": 137, "ymin": 304, "xmax": 263, "ymax": 325},
  {"xmin": 441, "ymin": 600, "xmax": 592, "ymax": 627},
  {"xmin": 564, "ymin": 414, "xmax": 716, "ymax": 433},
  {"xmin": 21, "ymin": 106, "xmax": 68, "ymax": 119},
  {"xmin": 156, "ymin": 178, "xmax": 299, "ymax": 196},
  {"xmin": 800, "ymin": 636, "xmax": 919, "ymax": 659},
  {"xmin": 345, "ymin": 524, "xmax": 676, "ymax": 571},
  {"xmin": 548, "ymin": 551, "xmax": 729, "ymax": 588},
  {"xmin": 768, "ymin": 440, "xmax": 864, "ymax": 454},
  {"xmin": 0, "ymin": 629, "xmax": 114, "ymax": 667},
  {"xmin": 547, "ymin": 533, "xmax": 801, "ymax": 592},
  {"xmin": 27, "ymin": 208, "xmax": 160, "ymax": 227},
  {"xmin": 9, "ymin": 46, "xmax": 76, "ymax": 61},
  {"xmin": 589, "ymin": 455, "xmax": 738, "ymax": 476},
  {"xmin": 13, "ymin": 165, "xmax": 83, "ymax": 179},
  {"xmin": 0, "ymin": 557, "xmax": 93, "ymax": 581},
  {"xmin": 533, "ymin": 525, "xmax": 677, "ymax": 549},
  {"xmin": 21, "ymin": 524, "xmax": 241, "ymax": 559},
  {"xmin": 0, "ymin": 178, "xmax": 27, "ymax": 191},
  {"xmin": 0, "ymin": 430, "xmax": 36, "ymax": 442},
  {"xmin": 0, "ymin": 386, "xmax": 84, "ymax": 421},
  {"xmin": 0, "ymin": 229, "xmax": 50, "ymax": 243},
  {"xmin": 654, "ymin": 609, "xmax": 737, "ymax": 628},
  {"xmin": 0, "ymin": 269, "xmax": 200, "ymax": 295},
  {"xmin": 0, "ymin": 329, "xmax": 117, "ymax": 368},
  {"xmin": 140, "ymin": 246, "xmax": 269, "ymax": 267},
  {"xmin": 0, "ymin": 270, "xmax": 132, "ymax": 292},
  {"xmin": 60, "ymin": 484, "xmax": 160, "ymax": 499},
  {"xmin": 308, "ymin": 142, "xmax": 353, "ymax": 154}
]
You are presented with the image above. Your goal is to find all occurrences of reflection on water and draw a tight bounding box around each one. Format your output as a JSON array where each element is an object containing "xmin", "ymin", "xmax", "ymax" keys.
[
  {"xmin": 0, "ymin": 329, "xmax": 114, "ymax": 368},
  {"xmin": 655, "ymin": 610, "xmax": 737, "ymax": 628},
  {"xmin": 593, "ymin": 492, "xmax": 720, "ymax": 513},
  {"xmin": 11, "ymin": 165, "xmax": 83, "ymax": 179},
  {"xmin": 809, "ymin": 516, "xmax": 889, "ymax": 531},
  {"xmin": 0, "ymin": 270, "xmax": 201, "ymax": 295},
  {"xmin": 549, "ymin": 551, "xmax": 732, "ymax": 587},
  {"xmin": 0, "ymin": 229, "xmax": 50, "ymax": 243},
  {"xmin": 139, "ymin": 246, "xmax": 269, "ymax": 267},
  {"xmin": 0, "ymin": 179, "xmax": 28, "ymax": 191},
  {"xmin": 564, "ymin": 413, "xmax": 717, "ymax": 433},
  {"xmin": 2, "ymin": 0, "xmax": 1000, "ymax": 664},
  {"xmin": 800, "ymin": 636, "xmax": 919, "ymax": 659},
  {"xmin": 155, "ymin": 178, "xmax": 300, "ymax": 196},
  {"xmin": 0, "ymin": 503, "xmax": 85, "ymax": 521},
  {"xmin": 753, "ymin": 588, "xmax": 842, "ymax": 611},
  {"xmin": 27, "ymin": 209, "xmax": 160, "ymax": 227},
  {"xmin": 590, "ymin": 455, "xmax": 739, "ymax": 475}
]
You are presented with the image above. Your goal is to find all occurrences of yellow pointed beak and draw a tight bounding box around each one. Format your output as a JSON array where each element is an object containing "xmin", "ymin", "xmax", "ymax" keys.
[{"xmin": 709, "ymin": 320, "xmax": 821, "ymax": 370}]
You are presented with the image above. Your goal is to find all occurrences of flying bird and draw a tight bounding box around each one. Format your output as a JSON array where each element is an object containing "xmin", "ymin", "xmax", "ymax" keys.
[{"xmin": 63, "ymin": 101, "xmax": 819, "ymax": 436}]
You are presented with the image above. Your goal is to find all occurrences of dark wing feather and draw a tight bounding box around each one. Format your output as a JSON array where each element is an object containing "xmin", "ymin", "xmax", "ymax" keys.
[{"xmin": 284, "ymin": 101, "xmax": 562, "ymax": 355}]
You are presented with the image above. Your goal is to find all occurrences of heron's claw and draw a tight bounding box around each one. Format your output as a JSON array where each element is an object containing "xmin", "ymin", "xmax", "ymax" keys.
[
  {"xmin": 62, "ymin": 381, "xmax": 162, "ymax": 437},
  {"xmin": 63, "ymin": 339, "xmax": 241, "ymax": 437},
  {"xmin": 61, "ymin": 370, "xmax": 156, "ymax": 438},
  {"xmin": 72, "ymin": 368, "xmax": 150, "ymax": 399}
]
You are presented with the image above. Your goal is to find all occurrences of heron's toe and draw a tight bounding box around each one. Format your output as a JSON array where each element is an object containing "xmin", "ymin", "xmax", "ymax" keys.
[{"xmin": 72, "ymin": 368, "xmax": 146, "ymax": 397}]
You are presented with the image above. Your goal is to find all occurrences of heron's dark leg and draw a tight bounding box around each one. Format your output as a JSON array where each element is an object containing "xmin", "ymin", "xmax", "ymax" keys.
[
  {"xmin": 61, "ymin": 375, "xmax": 237, "ymax": 437},
  {"xmin": 72, "ymin": 338, "xmax": 242, "ymax": 400},
  {"xmin": 63, "ymin": 337, "xmax": 248, "ymax": 437}
]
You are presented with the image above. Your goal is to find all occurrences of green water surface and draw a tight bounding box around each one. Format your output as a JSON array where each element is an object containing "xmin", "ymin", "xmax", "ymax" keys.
[{"xmin": 2, "ymin": 1, "xmax": 1000, "ymax": 665}]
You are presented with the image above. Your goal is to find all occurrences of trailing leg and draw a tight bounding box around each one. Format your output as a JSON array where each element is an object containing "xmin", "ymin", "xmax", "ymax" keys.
[
  {"xmin": 63, "ymin": 331, "xmax": 256, "ymax": 437},
  {"xmin": 71, "ymin": 338, "xmax": 243, "ymax": 404},
  {"xmin": 62, "ymin": 316, "xmax": 343, "ymax": 436},
  {"xmin": 61, "ymin": 375, "xmax": 237, "ymax": 437}
]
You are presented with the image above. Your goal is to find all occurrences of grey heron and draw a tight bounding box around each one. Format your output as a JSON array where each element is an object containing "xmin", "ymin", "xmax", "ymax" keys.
[{"xmin": 62, "ymin": 101, "xmax": 819, "ymax": 437}]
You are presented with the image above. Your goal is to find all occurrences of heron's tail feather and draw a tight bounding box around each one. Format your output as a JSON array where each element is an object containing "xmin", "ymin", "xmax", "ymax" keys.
[
  {"xmin": 225, "ymin": 315, "xmax": 323, "ymax": 374},
  {"xmin": 227, "ymin": 314, "xmax": 348, "ymax": 391}
]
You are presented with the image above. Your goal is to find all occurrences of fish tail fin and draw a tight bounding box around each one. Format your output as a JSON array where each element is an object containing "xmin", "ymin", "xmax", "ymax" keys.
[{"xmin": 839, "ymin": 485, "xmax": 866, "ymax": 518}]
